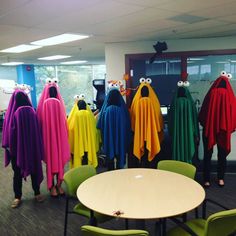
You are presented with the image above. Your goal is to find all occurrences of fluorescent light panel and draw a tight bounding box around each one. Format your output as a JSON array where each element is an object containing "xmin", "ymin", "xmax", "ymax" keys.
[
  {"xmin": 60, "ymin": 60, "xmax": 87, "ymax": 65},
  {"xmin": 31, "ymin": 33, "xmax": 90, "ymax": 46},
  {"xmin": 1, "ymin": 62, "xmax": 24, "ymax": 66},
  {"xmin": 188, "ymin": 58, "xmax": 205, "ymax": 61},
  {"xmin": 0, "ymin": 44, "xmax": 42, "ymax": 53},
  {"xmin": 38, "ymin": 55, "xmax": 71, "ymax": 60}
]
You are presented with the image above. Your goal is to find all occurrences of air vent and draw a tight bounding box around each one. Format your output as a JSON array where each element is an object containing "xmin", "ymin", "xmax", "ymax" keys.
[{"xmin": 168, "ymin": 14, "xmax": 208, "ymax": 24}]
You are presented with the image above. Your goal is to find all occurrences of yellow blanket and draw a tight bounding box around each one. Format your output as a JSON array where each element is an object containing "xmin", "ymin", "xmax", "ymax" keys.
[{"xmin": 131, "ymin": 83, "xmax": 163, "ymax": 161}]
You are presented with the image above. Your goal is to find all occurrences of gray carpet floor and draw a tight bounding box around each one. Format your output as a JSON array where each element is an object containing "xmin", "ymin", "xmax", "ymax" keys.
[{"xmin": 1, "ymin": 135, "xmax": 236, "ymax": 236}]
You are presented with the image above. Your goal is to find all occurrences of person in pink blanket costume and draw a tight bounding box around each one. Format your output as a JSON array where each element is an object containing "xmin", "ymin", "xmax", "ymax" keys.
[{"xmin": 37, "ymin": 78, "xmax": 70, "ymax": 197}]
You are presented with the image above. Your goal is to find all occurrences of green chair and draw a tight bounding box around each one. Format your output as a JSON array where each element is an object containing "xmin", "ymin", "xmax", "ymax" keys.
[
  {"xmin": 167, "ymin": 199, "xmax": 236, "ymax": 236},
  {"xmin": 157, "ymin": 160, "xmax": 196, "ymax": 179},
  {"xmin": 156, "ymin": 160, "xmax": 197, "ymax": 234},
  {"xmin": 63, "ymin": 165, "xmax": 111, "ymax": 236},
  {"xmin": 81, "ymin": 225, "xmax": 149, "ymax": 236}
]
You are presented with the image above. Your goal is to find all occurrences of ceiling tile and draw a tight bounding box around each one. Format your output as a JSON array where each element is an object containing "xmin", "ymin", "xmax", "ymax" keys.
[
  {"xmin": 0, "ymin": 0, "xmax": 102, "ymax": 27},
  {"xmin": 159, "ymin": 0, "xmax": 234, "ymax": 13},
  {"xmin": 35, "ymin": 0, "xmax": 144, "ymax": 31},
  {"xmin": 191, "ymin": 1, "xmax": 236, "ymax": 18},
  {"xmin": 0, "ymin": 0, "xmax": 30, "ymax": 16}
]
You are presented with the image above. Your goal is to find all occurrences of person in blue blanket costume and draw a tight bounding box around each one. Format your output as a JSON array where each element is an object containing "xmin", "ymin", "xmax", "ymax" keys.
[{"xmin": 97, "ymin": 88, "xmax": 131, "ymax": 170}]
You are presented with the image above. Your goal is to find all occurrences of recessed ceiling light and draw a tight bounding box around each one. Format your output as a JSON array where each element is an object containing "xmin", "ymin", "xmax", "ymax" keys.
[
  {"xmin": 38, "ymin": 55, "xmax": 71, "ymax": 60},
  {"xmin": 188, "ymin": 58, "xmax": 205, "ymax": 61},
  {"xmin": 216, "ymin": 61, "xmax": 229, "ymax": 64},
  {"xmin": 0, "ymin": 44, "xmax": 42, "ymax": 53},
  {"xmin": 31, "ymin": 33, "xmax": 90, "ymax": 46},
  {"xmin": 1, "ymin": 62, "xmax": 24, "ymax": 66},
  {"xmin": 60, "ymin": 60, "xmax": 87, "ymax": 65}
]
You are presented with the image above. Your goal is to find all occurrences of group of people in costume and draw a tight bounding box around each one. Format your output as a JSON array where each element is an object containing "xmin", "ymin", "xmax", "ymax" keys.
[
  {"xmin": 169, "ymin": 71, "xmax": 236, "ymax": 187},
  {"xmin": 2, "ymin": 78, "xmax": 70, "ymax": 207},
  {"xmin": 2, "ymin": 70, "xmax": 235, "ymax": 208}
]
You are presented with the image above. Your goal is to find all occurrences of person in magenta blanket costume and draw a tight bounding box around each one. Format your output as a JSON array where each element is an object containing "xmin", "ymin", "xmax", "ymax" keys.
[{"xmin": 2, "ymin": 90, "xmax": 44, "ymax": 208}]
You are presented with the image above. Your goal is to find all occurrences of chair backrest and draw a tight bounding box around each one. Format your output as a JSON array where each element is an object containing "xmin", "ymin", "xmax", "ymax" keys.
[
  {"xmin": 81, "ymin": 225, "xmax": 149, "ymax": 236},
  {"xmin": 157, "ymin": 160, "xmax": 196, "ymax": 179},
  {"xmin": 205, "ymin": 209, "xmax": 236, "ymax": 236},
  {"xmin": 63, "ymin": 165, "xmax": 96, "ymax": 197}
]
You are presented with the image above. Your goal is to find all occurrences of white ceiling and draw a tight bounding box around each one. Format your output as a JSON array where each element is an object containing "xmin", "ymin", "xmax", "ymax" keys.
[{"xmin": 0, "ymin": 0, "xmax": 236, "ymax": 65}]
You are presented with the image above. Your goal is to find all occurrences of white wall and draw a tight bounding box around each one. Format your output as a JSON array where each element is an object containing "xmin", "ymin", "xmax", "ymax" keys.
[
  {"xmin": 105, "ymin": 36, "xmax": 236, "ymax": 81},
  {"xmin": 105, "ymin": 36, "xmax": 236, "ymax": 162}
]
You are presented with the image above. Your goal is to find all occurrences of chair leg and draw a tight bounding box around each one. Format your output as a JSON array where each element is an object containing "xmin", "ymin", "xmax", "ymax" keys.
[
  {"xmin": 162, "ymin": 218, "xmax": 166, "ymax": 236},
  {"xmin": 64, "ymin": 197, "xmax": 69, "ymax": 236},
  {"xmin": 182, "ymin": 213, "xmax": 187, "ymax": 222},
  {"xmin": 125, "ymin": 219, "xmax": 129, "ymax": 229},
  {"xmin": 202, "ymin": 200, "xmax": 207, "ymax": 219},
  {"xmin": 195, "ymin": 207, "xmax": 199, "ymax": 218},
  {"xmin": 89, "ymin": 210, "xmax": 97, "ymax": 226},
  {"xmin": 155, "ymin": 220, "xmax": 162, "ymax": 236}
]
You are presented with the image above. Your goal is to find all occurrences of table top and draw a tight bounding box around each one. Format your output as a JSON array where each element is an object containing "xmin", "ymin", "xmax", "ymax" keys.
[{"xmin": 77, "ymin": 168, "xmax": 205, "ymax": 219}]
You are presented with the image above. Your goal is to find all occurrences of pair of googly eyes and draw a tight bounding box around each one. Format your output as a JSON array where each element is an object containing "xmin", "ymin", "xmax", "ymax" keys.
[
  {"xmin": 14, "ymin": 83, "xmax": 31, "ymax": 90},
  {"xmin": 177, "ymin": 81, "xmax": 190, "ymax": 87},
  {"xmin": 221, "ymin": 71, "xmax": 232, "ymax": 79},
  {"xmin": 108, "ymin": 83, "xmax": 120, "ymax": 89},
  {"xmin": 74, "ymin": 94, "xmax": 85, "ymax": 101},
  {"xmin": 139, "ymin": 78, "xmax": 152, "ymax": 84},
  {"xmin": 46, "ymin": 78, "xmax": 59, "ymax": 84}
]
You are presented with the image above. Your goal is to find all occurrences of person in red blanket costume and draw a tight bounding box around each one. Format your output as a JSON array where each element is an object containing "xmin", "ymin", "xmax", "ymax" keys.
[{"xmin": 199, "ymin": 71, "xmax": 236, "ymax": 187}]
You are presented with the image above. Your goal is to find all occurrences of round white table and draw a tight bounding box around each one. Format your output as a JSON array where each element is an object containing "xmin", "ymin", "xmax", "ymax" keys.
[{"xmin": 77, "ymin": 168, "xmax": 205, "ymax": 220}]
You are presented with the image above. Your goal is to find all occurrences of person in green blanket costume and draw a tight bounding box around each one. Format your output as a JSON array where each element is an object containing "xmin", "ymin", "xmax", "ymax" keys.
[{"xmin": 168, "ymin": 80, "xmax": 199, "ymax": 163}]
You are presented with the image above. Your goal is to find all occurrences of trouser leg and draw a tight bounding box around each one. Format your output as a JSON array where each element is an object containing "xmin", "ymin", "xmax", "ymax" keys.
[
  {"xmin": 11, "ymin": 158, "xmax": 22, "ymax": 199},
  {"xmin": 107, "ymin": 158, "xmax": 115, "ymax": 170},
  {"xmin": 202, "ymin": 135, "xmax": 213, "ymax": 182},
  {"xmin": 31, "ymin": 174, "xmax": 40, "ymax": 196},
  {"xmin": 217, "ymin": 145, "xmax": 227, "ymax": 180}
]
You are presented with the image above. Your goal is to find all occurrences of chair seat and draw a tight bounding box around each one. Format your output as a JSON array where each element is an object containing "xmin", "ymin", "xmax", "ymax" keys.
[
  {"xmin": 74, "ymin": 203, "xmax": 112, "ymax": 223},
  {"xmin": 167, "ymin": 218, "xmax": 206, "ymax": 236},
  {"xmin": 81, "ymin": 225, "xmax": 149, "ymax": 236}
]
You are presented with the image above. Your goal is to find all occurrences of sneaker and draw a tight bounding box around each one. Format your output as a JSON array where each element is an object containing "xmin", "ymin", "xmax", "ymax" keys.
[
  {"xmin": 50, "ymin": 186, "xmax": 58, "ymax": 198},
  {"xmin": 218, "ymin": 179, "xmax": 225, "ymax": 187},
  {"xmin": 11, "ymin": 198, "xmax": 21, "ymax": 208},
  {"xmin": 35, "ymin": 194, "xmax": 45, "ymax": 202},
  {"xmin": 203, "ymin": 182, "xmax": 210, "ymax": 188},
  {"xmin": 57, "ymin": 186, "xmax": 65, "ymax": 196}
]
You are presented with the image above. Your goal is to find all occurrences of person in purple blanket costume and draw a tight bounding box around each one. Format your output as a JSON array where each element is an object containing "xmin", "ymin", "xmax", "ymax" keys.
[{"xmin": 2, "ymin": 90, "xmax": 44, "ymax": 208}]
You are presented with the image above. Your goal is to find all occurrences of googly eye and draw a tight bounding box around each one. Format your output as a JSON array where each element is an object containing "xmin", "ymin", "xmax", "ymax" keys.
[
  {"xmin": 227, "ymin": 73, "xmax": 232, "ymax": 79},
  {"xmin": 177, "ymin": 81, "xmax": 184, "ymax": 87},
  {"xmin": 221, "ymin": 71, "xmax": 227, "ymax": 76},
  {"xmin": 74, "ymin": 95, "xmax": 79, "ymax": 101},
  {"xmin": 183, "ymin": 81, "xmax": 190, "ymax": 87},
  {"xmin": 114, "ymin": 83, "xmax": 119, "ymax": 88},
  {"xmin": 53, "ymin": 78, "xmax": 58, "ymax": 83},
  {"xmin": 46, "ymin": 78, "xmax": 52, "ymax": 84},
  {"xmin": 79, "ymin": 94, "xmax": 85, "ymax": 100},
  {"xmin": 14, "ymin": 83, "xmax": 19, "ymax": 89},
  {"xmin": 139, "ymin": 78, "xmax": 146, "ymax": 83},
  {"xmin": 146, "ymin": 78, "xmax": 152, "ymax": 84}
]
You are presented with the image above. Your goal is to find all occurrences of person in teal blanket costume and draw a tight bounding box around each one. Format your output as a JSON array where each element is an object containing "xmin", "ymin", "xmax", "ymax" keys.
[{"xmin": 168, "ymin": 81, "xmax": 199, "ymax": 163}]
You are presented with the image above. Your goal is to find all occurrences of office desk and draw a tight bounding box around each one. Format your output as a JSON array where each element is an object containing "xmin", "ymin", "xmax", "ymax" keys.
[{"xmin": 77, "ymin": 168, "xmax": 205, "ymax": 220}]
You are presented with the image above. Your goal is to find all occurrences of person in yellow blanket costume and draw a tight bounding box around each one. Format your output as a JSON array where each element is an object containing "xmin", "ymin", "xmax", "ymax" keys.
[
  {"xmin": 130, "ymin": 78, "xmax": 164, "ymax": 162},
  {"xmin": 67, "ymin": 95, "xmax": 99, "ymax": 168}
]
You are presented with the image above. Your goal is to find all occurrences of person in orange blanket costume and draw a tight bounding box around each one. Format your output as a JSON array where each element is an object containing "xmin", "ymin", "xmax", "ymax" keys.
[{"xmin": 130, "ymin": 78, "xmax": 164, "ymax": 164}]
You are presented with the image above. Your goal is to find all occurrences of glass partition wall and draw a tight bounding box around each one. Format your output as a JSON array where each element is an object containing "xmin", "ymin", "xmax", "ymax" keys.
[{"xmin": 125, "ymin": 50, "xmax": 236, "ymax": 164}]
